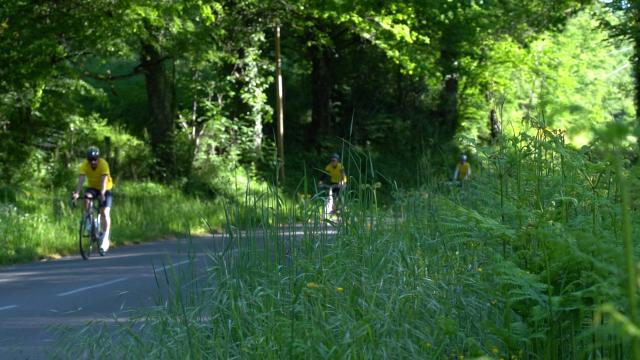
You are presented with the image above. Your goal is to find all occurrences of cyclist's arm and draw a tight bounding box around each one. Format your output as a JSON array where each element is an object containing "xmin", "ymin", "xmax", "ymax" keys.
[
  {"xmin": 73, "ymin": 175, "xmax": 85, "ymax": 197},
  {"xmin": 338, "ymin": 163, "xmax": 347, "ymax": 185},
  {"xmin": 453, "ymin": 167, "xmax": 459, "ymax": 180},
  {"xmin": 100, "ymin": 174, "xmax": 108, "ymax": 198},
  {"xmin": 72, "ymin": 175, "xmax": 85, "ymax": 201},
  {"xmin": 319, "ymin": 169, "xmax": 329, "ymax": 184},
  {"xmin": 466, "ymin": 167, "xmax": 471, "ymax": 179}
]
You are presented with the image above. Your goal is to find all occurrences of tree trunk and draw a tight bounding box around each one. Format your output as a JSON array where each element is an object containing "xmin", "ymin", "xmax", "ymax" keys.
[
  {"xmin": 634, "ymin": 30, "xmax": 640, "ymax": 152},
  {"xmin": 275, "ymin": 25, "xmax": 285, "ymax": 181},
  {"xmin": 307, "ymin": 44, "xmax": 332, "ymax": 147},
  {"xmin": 141, "ymin": 43, "xmax": 177, "ymax": 180},
  {"xmin": 396, "ymin": 69, "xmax": 404, "ymax": 114},
  {"xmin": 489, "ymin": 108, "xmax": 501, "ymax": 142},
  {"xmin": 436, "ymin": 48, "xmax": 459, "ymax": 141},
  {"xmin": 438, "ymin": 74, "xmax": 459, "ymax": 139}
]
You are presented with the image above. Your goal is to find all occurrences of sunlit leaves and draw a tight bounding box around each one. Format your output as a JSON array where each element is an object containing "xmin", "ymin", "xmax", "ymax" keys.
[
  {"xmin": 460, "ymin": 8, "xmax": 634, "ymax": 146},
  {"xmin": 199, "ymin": 3, "xmax": 221, "ymax": 25},
  {"xmin": 0, "ymin": 18, "xmax": 8, "ymax": 33}
]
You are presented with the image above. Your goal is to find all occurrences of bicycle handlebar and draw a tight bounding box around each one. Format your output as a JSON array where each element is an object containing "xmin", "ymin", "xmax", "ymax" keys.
[
  {"xmin": 70, "ymin": 192, "xmax": 104, "ymax": 209},
  {"xmin": 318, "ymin": 183, "xmax": 344, "ymax": 189}
]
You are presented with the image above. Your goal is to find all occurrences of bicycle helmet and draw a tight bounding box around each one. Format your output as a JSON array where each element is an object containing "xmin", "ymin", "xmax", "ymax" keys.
[
  {"xmin": 86, "ymin": 146, "xmax": 100, "ymax": 160},
  {"xmin": 460, "ymin": 154, "xmax": 468, "ymax": 161},
  {"xmin": 330, "ymin": 153, "xmax": 340, "ymax": 160}
]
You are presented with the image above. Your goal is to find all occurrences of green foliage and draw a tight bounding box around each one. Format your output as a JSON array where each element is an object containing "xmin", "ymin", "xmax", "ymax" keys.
[
  {"xmin": 460, "ymin": 9, "xmax": 634, "ymax": 147},
  {"xmin": 2, "ymin": 2, "xmax": 640, "ymax": 355},
  {"xmin": 0, "ymin": 174, "xmax": 267, "ymax": 265},
  {"xmin": 56, "ymin": 123, "xmax": 640, "ymax": 358},
  {"xmin": 0, "ymin": 78, "xmax": 106, "ymax": 185},
  {"xmin": 1, "ymin": 0, "xmax": 631, "ymax": 191}
]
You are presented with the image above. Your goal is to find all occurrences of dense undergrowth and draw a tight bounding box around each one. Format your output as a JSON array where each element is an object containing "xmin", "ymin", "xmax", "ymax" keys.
[{"xmin": 57, "ymin": 128, "xmax": 640, "ymax": 359}]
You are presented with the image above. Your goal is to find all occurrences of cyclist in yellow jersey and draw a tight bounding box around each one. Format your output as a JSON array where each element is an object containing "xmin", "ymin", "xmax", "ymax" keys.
[
  {"xmin": 453, "ymin": 154, "xmax": 471, "ymax": 181},
  {"xmin": 319, "ymin": 153, "xmax": 347, "ymax": 213},
  {"xmin": 72, "ymin": 146, "xmax": 113, "ymax": 255}
]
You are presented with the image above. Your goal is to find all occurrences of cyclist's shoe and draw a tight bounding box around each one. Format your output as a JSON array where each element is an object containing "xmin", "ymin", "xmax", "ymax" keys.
[
  {"xmin": 98, "ymin": 245, "xmax": 108, "ymax": 256},
  {"xmin": 100, "ymin": 232, "xmax": 110, "ymax": 256}
]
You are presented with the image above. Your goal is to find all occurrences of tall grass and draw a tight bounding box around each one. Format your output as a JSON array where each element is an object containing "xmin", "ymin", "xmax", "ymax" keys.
[
  {"xmin": 58, "ymin": 152, "xmax": 499, "ymax": 359},
  {"xmin": 60, "ymin": 135, "xmax": 640, "ymax": 359}
]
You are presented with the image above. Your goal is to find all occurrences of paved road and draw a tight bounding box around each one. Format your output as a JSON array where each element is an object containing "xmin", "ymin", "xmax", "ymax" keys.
[
  {"xmin": 0, "ymin": 234, "xmax": 230, "ymax": 360},
  {"xmin": 0, "ymin": 224, "xmax": 335, "ymax": 359}
]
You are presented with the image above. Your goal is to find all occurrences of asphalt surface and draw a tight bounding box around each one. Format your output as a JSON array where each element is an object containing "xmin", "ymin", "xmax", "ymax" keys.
[
  {"xmin": 0, "ymin": 234, "xmax": 230, "ymax": 359},
  {"xmin": 0, "ymin": 223, "xmax": 336, "ymax": 359}
]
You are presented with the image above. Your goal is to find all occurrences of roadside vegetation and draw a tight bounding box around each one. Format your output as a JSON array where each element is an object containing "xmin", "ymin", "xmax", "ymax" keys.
[
  {"xmin": 59, "ymin": 125, "xmax": 640, "ymax": 359},
  {"xmin": 0, "ymin": 171, "xmax": 265, "ymax": 265}
]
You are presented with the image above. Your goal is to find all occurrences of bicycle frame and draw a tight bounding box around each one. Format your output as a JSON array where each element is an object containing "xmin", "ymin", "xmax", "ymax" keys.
[{"xmin": 74, "ymin": 194, "xmax": 103, "ymax": 260}]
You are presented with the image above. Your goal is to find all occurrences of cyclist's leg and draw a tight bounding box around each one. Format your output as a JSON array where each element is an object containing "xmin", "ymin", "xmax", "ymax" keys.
[
  {"xmin": 324, "ymin": 190, "xmax": 332, "ymax": 218},
  {"xmin": 83, "ymin": 188, "xmax": 99, "ymax": 214},
  {"xmin": 100, "ymin": 191, "xmax": 113, "ymax": 251},
  {"xmin": 331, "ymin": 185, "xmax": 340, "ymax": 213}
]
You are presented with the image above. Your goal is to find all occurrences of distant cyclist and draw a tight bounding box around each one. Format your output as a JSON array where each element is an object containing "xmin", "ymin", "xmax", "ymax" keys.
[
  {"xmin": 453, "ymin": 154, "xmax": 471, "ymax": 181},
  {"xmin": 319, "ymin": 153, "xmax": 347, "ymax": 213},
  {"xmin": 72, "ymin": 146, "xmax": 113, "ymax": 255}
]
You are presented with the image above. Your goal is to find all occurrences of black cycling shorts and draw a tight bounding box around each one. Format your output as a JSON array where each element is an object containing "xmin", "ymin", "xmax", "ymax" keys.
[
  {"xmin": 84, "ymin": 188, "xmax": 113, "ymax": 208},
  {"xmin": 330, "ymin": 184, "xmax": 341, "ymax": 197}
]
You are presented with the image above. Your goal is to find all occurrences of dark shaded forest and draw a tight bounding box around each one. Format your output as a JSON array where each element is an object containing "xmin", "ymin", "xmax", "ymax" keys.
[{"xmin": 2, "ymin": 0, "xmax": 635, "ymax": 188}]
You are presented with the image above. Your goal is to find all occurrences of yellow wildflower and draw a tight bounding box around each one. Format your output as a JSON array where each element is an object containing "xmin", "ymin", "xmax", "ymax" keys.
[
  {"xmin": 336, "ymin": 287, "xmax": 344, "ymax": 293},
  {"xmin": 477, "ymin": 267, "xmax": 483, "ymax": 272},
  {"xmin": 492, "ymin": 347, "xmax": 499, "ymax": 354},
  {"xmin": 306, "ymin": 282, "xmax": 319, "ymax": 289}
]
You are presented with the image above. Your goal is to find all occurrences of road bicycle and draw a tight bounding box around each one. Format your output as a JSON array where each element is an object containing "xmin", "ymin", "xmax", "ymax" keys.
[{"xmin": 73, "ymin": 194, "xmax": 104, "ymax": 259}]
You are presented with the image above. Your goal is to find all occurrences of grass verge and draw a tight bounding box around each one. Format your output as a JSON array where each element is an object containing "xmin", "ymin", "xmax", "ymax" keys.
[{"xmin": 0, "ymin": 174, "xmax": 268, "ymax": 265}]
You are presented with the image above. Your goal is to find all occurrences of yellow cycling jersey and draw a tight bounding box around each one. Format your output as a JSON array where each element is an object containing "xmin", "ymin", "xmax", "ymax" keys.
[
  {"xmin": 80, "ymin": 158, "xmax": 113, "ymax": 190},
  {"xmin": 325, "ymin": 162, "xmax": 346, "ymax": 184},
  {"xmin": 456, "ymin": 162, "xmax": 471, "ymax": 179}
]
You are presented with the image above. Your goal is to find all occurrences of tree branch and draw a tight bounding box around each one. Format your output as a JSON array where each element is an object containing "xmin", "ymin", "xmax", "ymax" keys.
[
  {"xmin": 78, "ymin": 53, "xmax": 170, "ymax": 82},
  {"xmin": 79, "ymin": 64, "xmax": 145, "ymax": 81}
]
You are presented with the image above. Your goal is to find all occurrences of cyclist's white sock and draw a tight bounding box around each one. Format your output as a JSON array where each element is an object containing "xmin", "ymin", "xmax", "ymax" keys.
[{"xmin": 101, "ymin": 230, "xmax": 110, "ymax": 251}]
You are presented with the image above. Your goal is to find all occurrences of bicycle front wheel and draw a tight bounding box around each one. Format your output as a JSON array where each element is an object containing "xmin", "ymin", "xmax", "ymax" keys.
[{"xmin": 79, "ymin": 214, "xmax": 93, "ymax": 260}]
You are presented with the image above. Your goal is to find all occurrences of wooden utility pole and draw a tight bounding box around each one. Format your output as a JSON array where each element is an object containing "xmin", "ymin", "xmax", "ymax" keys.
[{"xmin": 275, "ymin": 25, "xmax": 285, "ymax": 182}]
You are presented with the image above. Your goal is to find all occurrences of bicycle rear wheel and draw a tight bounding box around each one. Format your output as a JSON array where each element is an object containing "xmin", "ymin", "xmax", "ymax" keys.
[{"xmin": 79, "ymin": 214, "xmax": 93, "ymax": 260}]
